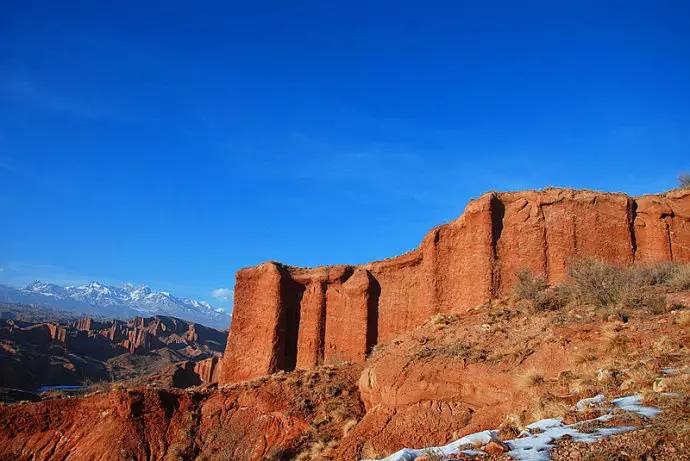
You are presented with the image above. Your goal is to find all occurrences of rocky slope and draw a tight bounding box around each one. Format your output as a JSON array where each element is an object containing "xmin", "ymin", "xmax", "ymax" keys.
[
  {"xmin": 220, "ymin": 188, "xmax": 690, "ymax": 383},
  {"xmin": 1, "ymin": 282, "xmax": 689, "ymax": 460},
  {"xmin": 0, "ymin": 281, "xmax": 230, "ymax": 329}
]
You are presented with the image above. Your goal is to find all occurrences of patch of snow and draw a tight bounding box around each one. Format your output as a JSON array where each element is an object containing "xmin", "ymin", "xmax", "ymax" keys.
[
  {"xmin": 526, "ymin": 418, "xmax": 563, "ymax": 431},
  {"xmin": 505, "ymin": 422, "xmax": 635, "ymax": 461},
  {"xmin": 575, "ymin": 394, "xmax": 606, "ymax": 411},
  {"xmin": 365, "ymin": 431, "xmax": 497, "ymax": 461},
  {"xmin": 611, "ymin": 395, "xmax": 661, "ymax": 418},
  {"xmin": 361, "ymin": 394, "xmax": 661, "ymax": 461}
]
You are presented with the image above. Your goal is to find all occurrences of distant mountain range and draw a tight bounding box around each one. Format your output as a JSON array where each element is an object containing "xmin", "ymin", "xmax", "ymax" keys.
[{"xmin": 0, "ymin": 281, "xmax": 230, "ymax": 329}]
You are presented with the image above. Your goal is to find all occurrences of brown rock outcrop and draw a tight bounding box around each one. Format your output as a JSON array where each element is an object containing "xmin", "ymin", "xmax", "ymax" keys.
[{"xmin": 219, "ymin": 188, "xmax": 690, "ymax": 384}]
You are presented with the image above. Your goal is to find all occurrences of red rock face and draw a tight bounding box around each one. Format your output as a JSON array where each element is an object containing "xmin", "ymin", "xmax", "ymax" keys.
[
  {"xmin": 194, "ymin": 356, "xmax": 221, "ymax": 383},
  {"xmin": 219, "ymin": 188, "xmax": 690, "ymax": 384}
]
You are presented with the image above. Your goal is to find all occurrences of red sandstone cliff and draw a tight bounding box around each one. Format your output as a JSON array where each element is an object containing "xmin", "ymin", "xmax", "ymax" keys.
[{"xmin": 218, "ymin": 188, "xmax": 690, "ymax": 384}]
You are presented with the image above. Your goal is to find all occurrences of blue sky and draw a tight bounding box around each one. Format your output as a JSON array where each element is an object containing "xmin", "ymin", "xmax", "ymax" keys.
[{"xmin": 1, "ymin": 1, "xmax": 689, "ymax": 311}]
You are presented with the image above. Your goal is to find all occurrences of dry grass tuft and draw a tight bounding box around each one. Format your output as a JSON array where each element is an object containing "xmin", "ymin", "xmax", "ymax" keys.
[
  {"xmin": 674, "ymin": 310, "xmax": 690, "ymax": 328},
  {"xmin": 569, "ymin": 377, "xmax": 596, "ymax": 397},
  {"xmin": 606, "ymin": 333, "xmax": 630, "ymax": 355},
  {"xmin": 518, "ymin": 369, "xmax": 546, "ymax": 389},
  {"xmin": 530, "ymin": 393, "xmax": 571, "ymax": 421},
  {"xmin": 342, "ymin": 418, "xmax": 358, "ymax": 437}
]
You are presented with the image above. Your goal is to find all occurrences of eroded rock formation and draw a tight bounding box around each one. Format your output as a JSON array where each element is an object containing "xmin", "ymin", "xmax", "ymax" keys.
[
  {"xmin": 219, "ymin": 188, "xmax": 690, "ymax": 383},
  {"xmin": 0, "ymin": 315, "xmax": 227, "ymax": 391}
]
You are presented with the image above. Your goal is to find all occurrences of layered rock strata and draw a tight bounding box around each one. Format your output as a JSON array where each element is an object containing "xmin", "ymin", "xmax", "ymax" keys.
[{"xmin": 219, "ymin": 189, "xmax": 690, "ymax": 383}]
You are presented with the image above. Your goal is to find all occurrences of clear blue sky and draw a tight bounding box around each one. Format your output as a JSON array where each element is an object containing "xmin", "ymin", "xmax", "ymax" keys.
[{"xmin": 1, "ymin": 1, "xmax": 689, "ymax": 311}]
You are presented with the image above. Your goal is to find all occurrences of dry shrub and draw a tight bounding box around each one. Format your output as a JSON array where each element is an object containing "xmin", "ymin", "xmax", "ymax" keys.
[
  {"xmin": 603, "ymin": 329, "xmax": 630, "ymax": 355},
  {"xmin": 565, "ymin": 259, "xmax": 628, "ymax": 309},
  {"xmin": 497, "ymin": 414, "xmax": 525, "ymax": 440},
  {"xmin": 513, "ymin": 270, "xmax": 566, "ymax": 312},
  {"xmin": 559, "ymin": 259, "xmax": 686, "ymax": 315},
  {"xmin": 622, "ymin": 363, "xmax": 657, "ymax": 390},
  {"xmin": 679, "ymin": 173, "xmax": 690, "ymax": 189},
  {"xmin": 652, "ymin": 335, "xmax": 674, "ymax": 354},
  {"xmin": 82, "ymin": 378, "xmax": 111, "ymax": 393},
  {"xmin": 513, "ymin": 270, "xmax": 548, "ymax": 301},
  {"xmin": 629, "ymin": 262, "xmax": 679, "ymax": 286},
  {"xmin": 669, "ymin": 263, "xmax": 690, "ymax": 290},
  {"xmin": 360, "ymin": 442, "xmax": 385, "ymax": 459}
]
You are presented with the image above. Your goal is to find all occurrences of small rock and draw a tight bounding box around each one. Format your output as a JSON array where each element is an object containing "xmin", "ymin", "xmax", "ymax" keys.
[
  {"xmin": 653, "ymin": 378, "xmax": 667, "ymax": 392},
  {"xmin": 482, "ymin": 440, "xmax": 510, "ymax": 455}
]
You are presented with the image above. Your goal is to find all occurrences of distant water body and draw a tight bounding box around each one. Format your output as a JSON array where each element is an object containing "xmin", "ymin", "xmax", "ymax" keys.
[{"xmin": 36, "ymin": 385, "xmax": 84, "ymax": 393}]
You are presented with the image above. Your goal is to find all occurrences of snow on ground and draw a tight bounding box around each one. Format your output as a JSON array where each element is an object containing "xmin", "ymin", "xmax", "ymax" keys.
[
  {"xmin": 362, "ymin": 394, "xmax": 660, "ymax": 461},
  {"xmin": 611, "ymin": 395, "xmax": 661, "ymax": 418}
]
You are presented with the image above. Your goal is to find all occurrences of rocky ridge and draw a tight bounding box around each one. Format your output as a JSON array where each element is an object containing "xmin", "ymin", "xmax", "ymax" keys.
[{"xmin": 219, "ymin": 188, "xmax": 690, "ymax": 383}]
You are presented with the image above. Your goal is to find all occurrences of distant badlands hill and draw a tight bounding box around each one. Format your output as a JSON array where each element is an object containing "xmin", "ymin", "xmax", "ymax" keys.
[
  {"xmin": 0, "ymin": 314, "xmax": 227, "ymax": 394},
  {"xmin": 0, "ymin": 280, "xmax": 230, "ymax": 330}
]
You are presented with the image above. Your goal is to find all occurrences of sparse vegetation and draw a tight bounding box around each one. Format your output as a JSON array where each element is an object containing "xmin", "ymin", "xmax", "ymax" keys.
[
  {"xmin": 513, "ymin": 259, "xmax": 690, "ymax": 317},
  {"xmin": 669, "ymin": 263, "xmax": 690, "ymax": 290},
  {"xmin": 679, "ymin": 173, "xmax": 690, "ymax": 189},
  {"xmin": 513, "ymin": 270, "xmax": 548, "ymax": 301},
  {"xmin": 518, "ymin": 369, "xmax": 546, "ymax": 388}
]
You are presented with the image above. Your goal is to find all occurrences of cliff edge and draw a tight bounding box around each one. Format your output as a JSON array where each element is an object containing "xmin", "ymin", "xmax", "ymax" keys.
[{"xmin": 219, "ymin": 188, "xmax": 690, "ymax": 383}]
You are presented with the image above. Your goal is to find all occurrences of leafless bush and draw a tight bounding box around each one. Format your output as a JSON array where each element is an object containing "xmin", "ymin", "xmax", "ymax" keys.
[
  {"xmin": 565, "ymin": 259, "xmax": 628, "ymax": 309},
  {"xmin": 679, "ymin": 173, "xmax": 690, "ymax": 189},
  {"xmin": 513, "ymin": 270, "xmax": 548, "ymax": 301},
  {"xmin": 669, "ymin": 263, "xmax": 690, "ymax": 290}
]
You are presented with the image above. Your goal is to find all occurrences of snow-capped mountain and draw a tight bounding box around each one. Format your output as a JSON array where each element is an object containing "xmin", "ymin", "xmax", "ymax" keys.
[{"xmin": 0, "ymin": 281, "xmax": 230, "ymax": 329}]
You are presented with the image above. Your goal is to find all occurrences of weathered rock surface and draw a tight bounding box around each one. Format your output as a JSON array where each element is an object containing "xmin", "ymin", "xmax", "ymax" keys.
[
  {"xmin": 0, "ymin": 364, "xmax": 363, "ymax": 461},
  {"xmin": 219, "ymin": 188, "xmax": 690, "ymax": 383}
]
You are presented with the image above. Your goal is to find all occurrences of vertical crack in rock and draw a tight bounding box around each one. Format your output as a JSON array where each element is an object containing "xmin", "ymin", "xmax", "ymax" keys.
[
  {"xmin": 490, "ymin": 194, "xmax": 506, "ymax": 298},
  {"xmin": 628, "ymin": 198, "xmax": 638, "ymax": 263},
  {"xmin": 538, "ymin": 203, "xmax": 550, "ymax": 282},
  {"xmin": 366, "ymin": 274, "xmax": 381, "ymax": 355},
  {"xmin": 277, "ymin": 267, "xmax": 305, "ymax": 372},
  {"xmin": 317, "ymin": 281, "xmax": 327, "ymax": 366},
  {"xmin": 660, "ymin": 210, "xmax": 676, "ymax": 261}
]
